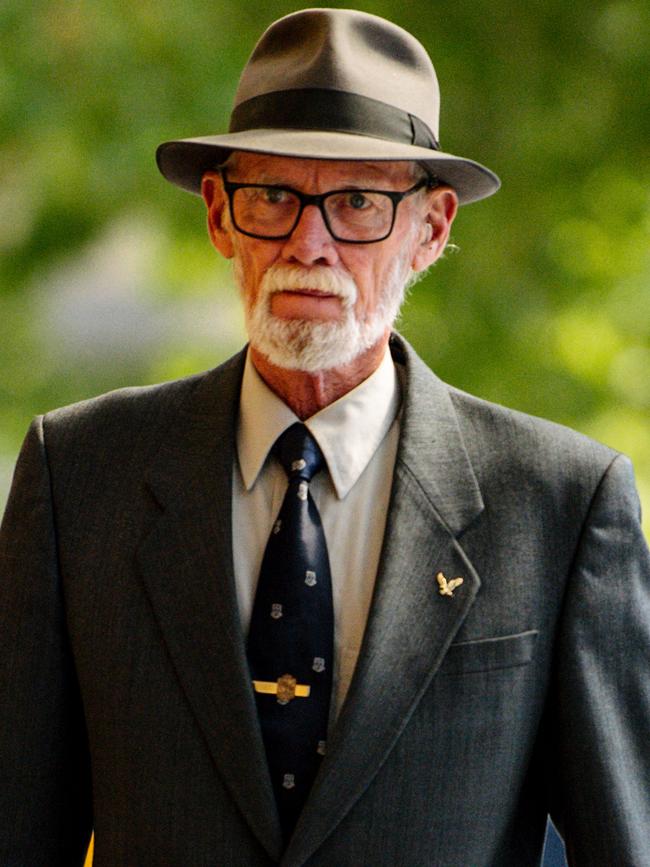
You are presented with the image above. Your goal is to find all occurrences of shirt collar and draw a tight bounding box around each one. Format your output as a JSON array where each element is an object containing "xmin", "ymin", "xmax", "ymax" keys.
[{"xmin": 237, "ymin": 347, "xmax": 400, "ymax": 499}]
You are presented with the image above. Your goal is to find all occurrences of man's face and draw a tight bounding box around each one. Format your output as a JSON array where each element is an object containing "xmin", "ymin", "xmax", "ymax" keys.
[{"xmin": 204, "ymin": 153, "xmax": 455, "ymax": 372}]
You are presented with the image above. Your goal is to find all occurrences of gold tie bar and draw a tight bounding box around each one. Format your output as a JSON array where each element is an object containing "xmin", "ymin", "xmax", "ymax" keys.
[{"xmin": 253, "ymin": 673, "xmax": 311, "ymax": 703}]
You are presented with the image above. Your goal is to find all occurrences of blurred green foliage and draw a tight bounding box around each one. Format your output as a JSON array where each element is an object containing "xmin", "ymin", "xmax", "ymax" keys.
[{"xmin": 1, "ymin": 0, "xmax": 649, "ymax": 536}]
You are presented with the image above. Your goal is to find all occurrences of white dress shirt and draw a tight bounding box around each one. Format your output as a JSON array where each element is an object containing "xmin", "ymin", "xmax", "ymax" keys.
[{"xmin": 232, "ymin": 347, "xmax": 401, "ymax": 716}]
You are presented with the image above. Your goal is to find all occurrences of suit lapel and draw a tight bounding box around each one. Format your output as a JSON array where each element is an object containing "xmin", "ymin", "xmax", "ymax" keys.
[
  {"xmin": 136, "ymin": 351, "xmax": 283, "ymax": 860},
  {"xmin": 283, "ymin": 336, "xmax": 484, "ymax": 866}
]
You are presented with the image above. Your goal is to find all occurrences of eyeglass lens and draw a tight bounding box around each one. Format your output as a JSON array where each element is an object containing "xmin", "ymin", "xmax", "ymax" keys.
[{"xmin": 231, "ymin": 187, "xmax": 395, "ymax": 242}]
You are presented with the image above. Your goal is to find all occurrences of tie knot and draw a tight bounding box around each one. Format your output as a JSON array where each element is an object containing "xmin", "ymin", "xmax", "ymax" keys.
[{"xmin": 273, "ymin": 423, "xmax": 324, "ymax": 482}]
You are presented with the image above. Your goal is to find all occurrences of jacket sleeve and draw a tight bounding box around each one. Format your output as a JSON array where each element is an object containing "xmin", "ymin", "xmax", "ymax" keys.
[
  {"xmin": 550, "ymin": 453, "xmax": 650, "ymax": 865},
  {"xmin": 0, "ymin": 417, "xmax": 92, "ymax": 866}
]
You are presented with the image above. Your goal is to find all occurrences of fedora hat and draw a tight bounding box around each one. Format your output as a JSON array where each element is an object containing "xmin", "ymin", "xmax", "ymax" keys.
[{"xmin": 156, "ymin": 8, "xmax": 500, "ymax": 205}]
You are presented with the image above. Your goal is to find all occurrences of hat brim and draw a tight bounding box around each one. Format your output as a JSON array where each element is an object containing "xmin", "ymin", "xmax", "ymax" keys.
[{"xmin": 156, "ymin": 130, "xmax": 500, "ymax": 205}]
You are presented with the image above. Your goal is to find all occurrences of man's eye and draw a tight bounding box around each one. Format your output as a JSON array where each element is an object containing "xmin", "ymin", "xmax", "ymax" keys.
[
  {"xmin": 346, "ymin": 192, "xmax": 370, "ymax": 209},
  {"xmin": 264, "ymin": 188, "xmax": 288, "ymax": 204}
]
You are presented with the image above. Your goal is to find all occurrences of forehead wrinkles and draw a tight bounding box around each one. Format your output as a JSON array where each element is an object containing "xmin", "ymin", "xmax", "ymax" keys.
[{"xmin": 227, "ymin": 154, "xmax": 418, "ymax": 189}]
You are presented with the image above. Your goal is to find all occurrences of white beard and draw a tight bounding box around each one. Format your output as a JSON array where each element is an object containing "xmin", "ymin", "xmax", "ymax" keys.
[{"xmin": 235, "ymin": 253, "xmax": 413, "ymax": 373}]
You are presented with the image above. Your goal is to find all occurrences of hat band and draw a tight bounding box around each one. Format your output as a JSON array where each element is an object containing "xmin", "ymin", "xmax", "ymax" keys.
[{"xmin": 229, "ymin": 88, "xmax": 440, "ymax": 151}]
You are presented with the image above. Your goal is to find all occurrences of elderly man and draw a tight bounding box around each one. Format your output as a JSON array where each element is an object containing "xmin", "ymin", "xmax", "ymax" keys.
[{"xmin": 1, "ymin": 8, "xmax": 649, "ymax": 867}]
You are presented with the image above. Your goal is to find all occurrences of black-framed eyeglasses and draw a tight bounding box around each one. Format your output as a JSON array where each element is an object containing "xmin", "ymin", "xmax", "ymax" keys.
[{"xmin": 220, "ymin": 170, "xmax": 436, "ymax": 244}]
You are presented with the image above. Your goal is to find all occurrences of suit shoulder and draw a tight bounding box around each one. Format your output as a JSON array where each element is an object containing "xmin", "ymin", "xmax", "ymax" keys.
[
  {"xmin": 448, "ymin": 384, "xmax": 620, "ymax": 484},
  {"xmin": 45, "ymin": 370, "xmax": 201, "ymax": 428},
  {"xmin": 40, "ymin": 351, "xmax": 244, "ymax": 451},
  {"xmin": 395, "ymin": 332, "xmax": 617, "ymax": 470}
]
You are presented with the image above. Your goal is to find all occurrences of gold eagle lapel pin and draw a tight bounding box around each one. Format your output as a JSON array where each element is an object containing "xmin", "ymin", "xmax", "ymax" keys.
[{"xmin": 436, "ymin": 571, "xmax": 464, "ymax": 597}]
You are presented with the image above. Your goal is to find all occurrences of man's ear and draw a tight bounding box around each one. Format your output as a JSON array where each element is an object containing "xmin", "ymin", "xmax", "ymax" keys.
[
  {"xmin": 411, "ymin": 186, "xmax": 459, "ymax": 272},
  {"xmin": 202, "ymin": 171, "xmax": 235, "ymax": 259}
]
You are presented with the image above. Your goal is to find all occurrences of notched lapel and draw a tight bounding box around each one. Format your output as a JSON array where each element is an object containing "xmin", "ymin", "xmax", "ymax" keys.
[
  {"xmin": 283, "ymin": 337, "xmax": 484, "ymax": 866},
  {"xmin": 136, "ymin": 354, "xmax": 283, "ymax": 860}
]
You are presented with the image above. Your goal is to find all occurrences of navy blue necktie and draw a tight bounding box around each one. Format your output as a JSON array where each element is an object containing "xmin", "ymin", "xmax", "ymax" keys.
[{"xmin": 247, "ymin": 423, "xmax": 334, "ymax": 841}]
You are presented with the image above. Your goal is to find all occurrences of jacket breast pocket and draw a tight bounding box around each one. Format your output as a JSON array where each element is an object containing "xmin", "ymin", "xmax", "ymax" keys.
[{"xmin": 439, "ymin": 629, "xmax": 539, "ymax": 676}]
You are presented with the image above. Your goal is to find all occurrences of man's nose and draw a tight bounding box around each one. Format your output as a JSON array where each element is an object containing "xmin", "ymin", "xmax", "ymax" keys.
[{"xmin": 280, "ymin": 204, "xmax": 339, "ymax": 267}]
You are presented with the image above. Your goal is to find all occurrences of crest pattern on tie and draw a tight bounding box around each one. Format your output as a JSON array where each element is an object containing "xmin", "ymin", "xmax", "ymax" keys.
[{"xmin": 247, "ymin": 423, "xmax": 334, "ymax": 841}]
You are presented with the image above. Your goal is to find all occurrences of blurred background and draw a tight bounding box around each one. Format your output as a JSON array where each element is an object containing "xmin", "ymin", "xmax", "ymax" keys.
[{"xmin": 1, "ymin": 0, "xmax": 649, "ymax": 541}]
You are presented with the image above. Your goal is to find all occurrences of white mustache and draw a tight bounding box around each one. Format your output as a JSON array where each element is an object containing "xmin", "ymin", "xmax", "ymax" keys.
[{"xmin": 259, "ymin": 265, "xmax": 357, "ymax": 308}]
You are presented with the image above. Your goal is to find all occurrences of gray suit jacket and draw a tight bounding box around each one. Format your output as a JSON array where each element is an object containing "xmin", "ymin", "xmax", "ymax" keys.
[{"xmin": 1, "ymin": 335, "xmax": 649, "ymax": 866}]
